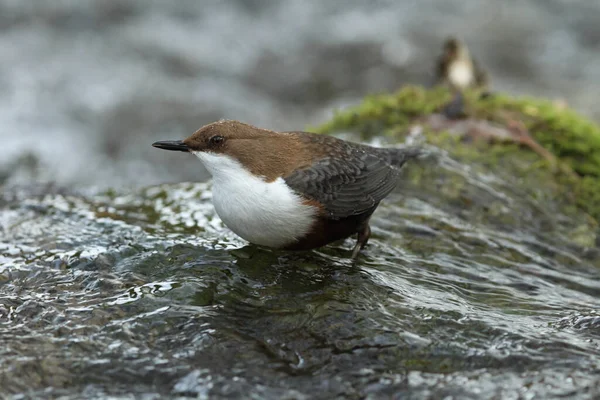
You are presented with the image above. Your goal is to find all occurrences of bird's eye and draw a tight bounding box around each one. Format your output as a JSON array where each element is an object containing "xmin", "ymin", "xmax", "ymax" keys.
[{"xmin": 209, "ymin": 135, "xmax": 224, "ymax": 145}]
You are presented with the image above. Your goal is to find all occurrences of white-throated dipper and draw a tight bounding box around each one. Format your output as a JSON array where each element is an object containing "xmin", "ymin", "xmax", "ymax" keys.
[
  {"xmin": 152, "ymin": 120, "xmax": 421, "ymax": 258},
  {"xmin": 436, "ymin": 37, "xmax": 488, "ymax": 91}
]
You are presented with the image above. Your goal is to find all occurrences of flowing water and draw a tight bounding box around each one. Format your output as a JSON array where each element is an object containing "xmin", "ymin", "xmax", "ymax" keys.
[
  {"xmin": 1, "ymin": 1, "xmax": 600, "ymax": 399},
  {"xmin": 2, "ymin": 147, "xmax": 599, "ymax": 398}
]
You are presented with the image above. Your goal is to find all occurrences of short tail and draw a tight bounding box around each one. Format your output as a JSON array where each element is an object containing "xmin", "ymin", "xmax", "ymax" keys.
[{"xmin": 389, "ymin": 146, "xmax": 432, "ymax": 167}]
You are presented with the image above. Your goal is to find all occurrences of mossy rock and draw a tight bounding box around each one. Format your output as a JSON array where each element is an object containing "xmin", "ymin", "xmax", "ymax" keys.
[{"xmin": 310, "ymin": 86, "xmax": 600, "ymax": 228}]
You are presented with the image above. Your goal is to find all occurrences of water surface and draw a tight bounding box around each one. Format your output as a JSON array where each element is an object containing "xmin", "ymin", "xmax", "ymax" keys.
[{"xmin": 2, "ymin": 150, "xmax": 599, "ymax": 398}]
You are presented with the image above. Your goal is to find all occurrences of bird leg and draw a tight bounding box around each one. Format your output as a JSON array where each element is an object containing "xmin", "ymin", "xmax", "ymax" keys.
[{"xmin": 351, "ymin": 224, "xmax": 371, "ymax": 259}]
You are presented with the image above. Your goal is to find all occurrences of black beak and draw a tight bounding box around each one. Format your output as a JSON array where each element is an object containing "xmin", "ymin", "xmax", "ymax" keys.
[{"xmin": 152, "ymin": 140, "xmax": 189, "ymax": 152}]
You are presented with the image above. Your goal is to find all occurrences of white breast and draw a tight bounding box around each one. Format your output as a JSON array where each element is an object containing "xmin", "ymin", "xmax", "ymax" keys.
[
  {"xmin": 448, "ymin": 60, "xmax": 474, "ymax": 89},
  {"xmin": 193, "ymin": 151, "xmax": 317, "ymax": 248}
]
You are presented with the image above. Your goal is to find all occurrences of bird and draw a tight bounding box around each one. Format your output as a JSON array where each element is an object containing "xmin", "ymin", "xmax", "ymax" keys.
[
  {"xmin": 435, "ymin": 37, "xmax": 489, "ymax": 91},
  {"xmin": 152, "ymin": 120, "xmax": 422, "ymax": 258}
]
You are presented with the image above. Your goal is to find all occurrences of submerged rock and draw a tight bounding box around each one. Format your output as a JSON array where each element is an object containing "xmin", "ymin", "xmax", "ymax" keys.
[{"xmin": 1, "ymin": 87, "xmax": 600, "ymax": 399}]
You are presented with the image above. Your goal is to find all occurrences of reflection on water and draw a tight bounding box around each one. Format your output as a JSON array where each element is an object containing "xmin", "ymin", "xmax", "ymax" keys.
[
  {"xmin": 1, "ymin": 1, "xmax": 600, "ymax": 397},
  {"xmin": 1, "ymin": 150, "xmax": 599, "ymax": 398}
]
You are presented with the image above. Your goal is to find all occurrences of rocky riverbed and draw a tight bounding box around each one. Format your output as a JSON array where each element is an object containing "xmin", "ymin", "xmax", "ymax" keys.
[{"xmin": 1, "ymin": 1, "xmax": 600, "ymax": 399}]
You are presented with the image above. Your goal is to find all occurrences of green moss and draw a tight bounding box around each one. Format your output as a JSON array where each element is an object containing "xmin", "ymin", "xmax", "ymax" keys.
[
  {"xmin": 313, "ymin": 86, "xmax": 452, "ymax": 140},
  {"xmin": 472, "ymin": 93, "xmax": 600, "ymax": 177},
  {"xmin": 311, "ymin": 85, "xmax": 600, "ymax": 226}
]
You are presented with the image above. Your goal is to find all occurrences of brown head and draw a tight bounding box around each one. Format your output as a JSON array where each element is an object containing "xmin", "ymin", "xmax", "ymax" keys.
[
  {"xmin": 152, "ymin": 120, "xmax": 316, "ymax": 181},
  {"xmin": 442, "ymin": 37, "xmax": 470, "ymax": 61}
]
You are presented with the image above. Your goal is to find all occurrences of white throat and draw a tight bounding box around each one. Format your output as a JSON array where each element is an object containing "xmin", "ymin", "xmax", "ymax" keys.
[
  {"xmin": 448, "ymin": 59, "xmax": 474, "ymax": 89},
  {"xmin": 193, "ymin": 151, "xmax": 316, "ymax": 248}
]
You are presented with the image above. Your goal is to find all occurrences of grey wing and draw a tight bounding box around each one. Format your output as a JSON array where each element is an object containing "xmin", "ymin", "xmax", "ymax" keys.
[{"xmin": 284, "ymin": 151, "xmax": 403, "ymax": 220}]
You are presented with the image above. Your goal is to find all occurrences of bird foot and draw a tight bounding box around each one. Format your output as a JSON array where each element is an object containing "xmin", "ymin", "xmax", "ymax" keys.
[{"xmin": 351, "ymin": 224, "xmax": 371, "ymax": 259}]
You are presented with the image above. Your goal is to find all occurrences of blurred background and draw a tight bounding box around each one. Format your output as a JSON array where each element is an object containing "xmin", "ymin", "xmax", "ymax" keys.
[{"xmin": 1, "ymin": 0, "xmax": 598, "ymax": 189}]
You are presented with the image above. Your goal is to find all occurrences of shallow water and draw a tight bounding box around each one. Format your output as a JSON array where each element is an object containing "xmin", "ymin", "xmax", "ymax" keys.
[
  {"xmin": 2, "ymin": 1, "xmax": 600, "ymax": 398},
  {"xmin": 2, "ymin": 149, "xmax": 599, "ymax": 399}
]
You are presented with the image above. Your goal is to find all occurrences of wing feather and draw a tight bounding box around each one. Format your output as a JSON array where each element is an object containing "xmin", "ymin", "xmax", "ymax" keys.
[{"xmin": 284, "ymin": 143, "xmax": 415, "ymax": 219}]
